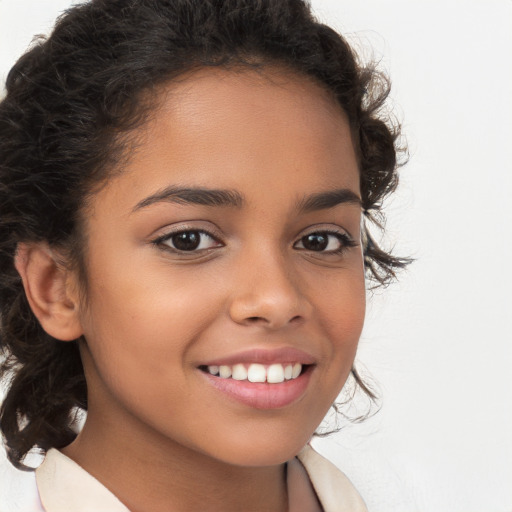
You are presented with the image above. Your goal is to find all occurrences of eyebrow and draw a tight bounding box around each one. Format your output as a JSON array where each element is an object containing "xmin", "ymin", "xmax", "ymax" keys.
[
  {"xmin": 133, "ymin": 186, "xmax": 244, "ymax": 212},
  {"xmin": 133, "ymin": 185, "xmax": 361, "ymax": 213},
  {"xmin": 297, "ymin": 188, "xmax": 362, "ymax": 212}
]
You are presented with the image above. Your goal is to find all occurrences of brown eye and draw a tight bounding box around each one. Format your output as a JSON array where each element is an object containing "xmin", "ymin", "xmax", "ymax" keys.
[
  {"xmin": 301, "ymin": 233, "xmax": 330, "ymax": 251},
  {"xmin": 157, "ymin": 230, "xmax": 221, "ymax": 252},
  {"xmin": 294, "ymin": 231, "xmax": 354, "ymax": 253},
  {"xmin": 171, "ymin": 231, "xmax": 201, "ymax": 251}
]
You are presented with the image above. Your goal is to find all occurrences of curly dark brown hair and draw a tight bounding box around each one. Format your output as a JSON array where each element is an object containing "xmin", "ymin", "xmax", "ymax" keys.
[{"xmin": 0, "ymin": 0, "xmax": 408, "ymax": 469}]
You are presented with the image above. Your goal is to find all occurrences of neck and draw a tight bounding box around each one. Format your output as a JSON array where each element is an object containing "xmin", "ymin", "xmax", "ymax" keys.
[{"xmin": 63, "ymin": 408, "xmax": 289, "ymax": 512}]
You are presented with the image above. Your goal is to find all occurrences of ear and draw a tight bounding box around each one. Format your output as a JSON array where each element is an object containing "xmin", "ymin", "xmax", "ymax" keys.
[{"xmin": 14, "ymin": 242, "xmax": 83, "ymax": 341}]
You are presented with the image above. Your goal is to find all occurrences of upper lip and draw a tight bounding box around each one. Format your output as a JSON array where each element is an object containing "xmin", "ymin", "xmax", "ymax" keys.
[{"xmin": 199, "ymin": 347, "xmax": 316, "ymax": 367}]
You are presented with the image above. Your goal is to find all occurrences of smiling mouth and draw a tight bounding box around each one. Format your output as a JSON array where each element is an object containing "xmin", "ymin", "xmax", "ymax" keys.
[
  {"xmin": 198, "ymin": 363, "xmax": 306, "ymax": 384},
  {"xmin": 198, "ymin": 356, "xmax": 314, "ymax": 409}
]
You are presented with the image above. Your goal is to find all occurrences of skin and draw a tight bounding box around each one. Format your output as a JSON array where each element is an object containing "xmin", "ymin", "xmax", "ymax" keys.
[{"xmin": 23, "ymin": 68, "xmax": 366, "ymax": 511}]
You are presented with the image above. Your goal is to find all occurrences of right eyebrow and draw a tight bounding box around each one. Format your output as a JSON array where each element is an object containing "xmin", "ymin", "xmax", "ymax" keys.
[
  {"xmin": 132, "ymin": 186, "xmax": 245, "ymax": 212},
  {"xmin": 297, "ymin": 188, "xmax": 362, "ymax": 213}
]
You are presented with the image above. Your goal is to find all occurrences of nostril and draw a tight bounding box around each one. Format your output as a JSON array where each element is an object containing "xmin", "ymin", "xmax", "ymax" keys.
[{"xmin": 245, "ymin": 315, "xmax": 302, "ymax": 326}]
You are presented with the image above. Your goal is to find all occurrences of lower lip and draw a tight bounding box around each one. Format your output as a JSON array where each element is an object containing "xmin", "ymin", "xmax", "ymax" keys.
[{"xmin": 201, "ymin": 367, "xmax": 313, "ymax": 409}]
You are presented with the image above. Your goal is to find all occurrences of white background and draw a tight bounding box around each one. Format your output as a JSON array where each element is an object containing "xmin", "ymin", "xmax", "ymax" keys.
[{"xmin": 1, "ymin": 1, "xmax": 511, "ymax": 511}]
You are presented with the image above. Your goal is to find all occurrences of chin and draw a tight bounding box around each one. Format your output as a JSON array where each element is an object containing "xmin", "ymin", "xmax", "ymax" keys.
[{"xmin": 198, "ymin": 427, "xmax": 314, "ymax": 468}]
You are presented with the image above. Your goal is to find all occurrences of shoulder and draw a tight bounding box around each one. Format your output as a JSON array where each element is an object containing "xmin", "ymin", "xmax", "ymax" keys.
[{"xmin": 297, "ymin": 444, "xmax": 368, "ymax": 512}]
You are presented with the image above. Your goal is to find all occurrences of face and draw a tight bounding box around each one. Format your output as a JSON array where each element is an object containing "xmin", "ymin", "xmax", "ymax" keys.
[{"xmin": 76, "ymin": 68, "xmax": 365, "ymax": 467}]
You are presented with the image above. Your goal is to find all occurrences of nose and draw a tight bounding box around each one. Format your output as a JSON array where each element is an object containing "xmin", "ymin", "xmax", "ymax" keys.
[{"xmin": 228, "ymin": 250, "xmax": 312, "ymax": 329}]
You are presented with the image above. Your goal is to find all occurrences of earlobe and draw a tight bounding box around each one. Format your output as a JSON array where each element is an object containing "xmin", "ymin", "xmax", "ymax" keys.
[{"xmin": 14, "ymin": 243, "xmax": 83, "ymax": 341}]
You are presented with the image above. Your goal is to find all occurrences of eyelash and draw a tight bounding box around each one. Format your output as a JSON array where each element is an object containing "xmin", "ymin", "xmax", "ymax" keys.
[
  {"xmin": 152, "ymin": 229, "xmax": 222, "ymax": 254},
  {"xmin": 293, "ymin": 230, "xmax": 357, "ymax": 255},
  {"xmin": 152, "ymin": 228, "xmax": 356, "ymax": 255}
]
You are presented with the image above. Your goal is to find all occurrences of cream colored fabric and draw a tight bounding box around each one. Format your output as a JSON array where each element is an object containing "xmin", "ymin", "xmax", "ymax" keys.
[
  {"xmin": 35, "ymin": 445, "xmax": 366, "ymax": 511},
  {"xmin": 297, "ymin": 445, "xmax": 367, "ymax": 512},
  {"xmin": 36, "ymin": 449, "xmax": 128, "ymax": 512}
]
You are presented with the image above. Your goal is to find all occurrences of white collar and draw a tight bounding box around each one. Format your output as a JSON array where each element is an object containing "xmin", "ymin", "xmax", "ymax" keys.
[{"xmin": 297, "ymin": 445, "xmax": 367, "ymax": 512}]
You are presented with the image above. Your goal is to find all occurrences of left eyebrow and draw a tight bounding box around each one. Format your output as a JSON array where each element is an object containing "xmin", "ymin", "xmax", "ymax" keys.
[
  {"xmin": 297, "ymin": 188, "xmax": 362, "ymax": 213},
  {"xmin": 132, "ymin": 186, "xmax": 245, "ymax": 212}
]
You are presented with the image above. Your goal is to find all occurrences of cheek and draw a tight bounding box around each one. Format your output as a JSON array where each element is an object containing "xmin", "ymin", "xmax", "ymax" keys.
[
  {"xmin": 78, "ymin": 284, "xmax": 215, "ymax": 439},
  {"xmin": 313, "ymin": 265, "xmax": 366, "ymax": 379},
  {"xmin": 78, "ymin": 262, "xmax": 223, "ymax": 392},
  {"xmin": 314, "ymin": 261, "xmax": 366, "ymax": 336}
]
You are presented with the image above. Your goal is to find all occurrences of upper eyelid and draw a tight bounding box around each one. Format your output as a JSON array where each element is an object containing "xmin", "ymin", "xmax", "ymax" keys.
[
  {"xmin": 156, "ymin": 228, "xmax": 211, "ymax": 238},
  {"xmin": 296, "ymin": 224, "xmax": 355, "ymax": 241},
  {"xmin": 151, "ymin": 222, "xmax": 223, "ymax": 241}
]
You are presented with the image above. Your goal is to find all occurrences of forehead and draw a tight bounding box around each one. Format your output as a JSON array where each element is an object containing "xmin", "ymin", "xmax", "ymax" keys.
[
  {"xmin": 94, "ymin": 66, "xmax": 359, "ymax": 212},
  {"xmin": 157, "ymin": 65, "xmax": 347, "ymax": 129},
  {"xmin": 148, "ymin": 66, "xmax": 352, "ymax": 163}
]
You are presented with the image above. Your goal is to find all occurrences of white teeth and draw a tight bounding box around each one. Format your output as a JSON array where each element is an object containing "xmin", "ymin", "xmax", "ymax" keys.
[
  {"xmin": 292, "ymin": 363, "xmax": 302, "ymax": 379},
  {"xmin": 247, "ymin": 363, "xmax": 266, "ymax": 383},
  {"xmin": 219, "ymin": 365, "xmax": 232, "ymax": 378},
  {"xmin": 232, "ymin": 364, "xmax": 248, "ymax": 380},
  {"xmin": 206, "ymin": 362, "xmax": 304, "ymax": 383},
  {"xmin": 207, "ymin": 365, "xmax": 219, "ymax": 376},
  {"xmin": 267, "ymin": 364, "xmax": 285, "ymax": 384}
]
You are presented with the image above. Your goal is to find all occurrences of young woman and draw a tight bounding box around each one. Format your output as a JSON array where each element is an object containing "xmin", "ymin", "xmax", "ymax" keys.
[{"xmin": 0, "ymin": 0, "xmax": 406, "ymax": 510}]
